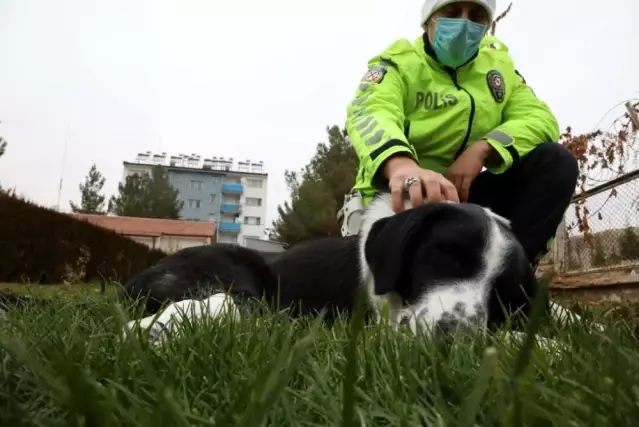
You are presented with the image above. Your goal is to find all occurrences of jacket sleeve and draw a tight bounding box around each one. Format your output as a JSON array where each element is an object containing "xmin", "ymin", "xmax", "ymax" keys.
[
  {"xmin": 345, "ymin": 57, "xmax": 418, "ymax": 187},
  {"xmin": 482, "ymin": 71, "xmax": 561, "ymax": 174}
]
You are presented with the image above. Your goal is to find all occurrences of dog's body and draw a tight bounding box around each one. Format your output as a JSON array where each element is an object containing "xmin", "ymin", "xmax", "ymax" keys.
[
  {"xmin": 0, "ymin": 194, "xmax": 594, "ymax": 348},
  {"xmin": 124, "ymin": 194, "xmax": 548, "ymax": 340}
]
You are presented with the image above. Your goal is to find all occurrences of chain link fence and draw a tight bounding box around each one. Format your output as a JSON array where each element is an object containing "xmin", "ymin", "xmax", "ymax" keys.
[{"xmin": 550, "ymin": 169, "xmax": 639, "ymax": 274}]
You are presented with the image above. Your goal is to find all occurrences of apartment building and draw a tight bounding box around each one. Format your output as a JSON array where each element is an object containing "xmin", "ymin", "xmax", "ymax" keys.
[{"xmin": 122, "ymin": 151, "xmax": 268, "ymax": 246}]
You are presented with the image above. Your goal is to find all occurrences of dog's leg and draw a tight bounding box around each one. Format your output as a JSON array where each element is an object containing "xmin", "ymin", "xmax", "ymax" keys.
[
  {"xmin": 500, "ymin": 330, "xmax": 565, "ymax": 355},
  {"xmin": 124, "ymin": 292, "xmax": 241, "ymax": 345},
  {"xmin": 549, "ymin": 301, "xmax": 604, "ymax": 332}
]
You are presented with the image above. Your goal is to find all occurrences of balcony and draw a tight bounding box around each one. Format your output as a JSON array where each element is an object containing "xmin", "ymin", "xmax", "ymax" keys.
[
  {"xmin": 219, "ymin": 221, "xmax": 241, "ymax": 233},
  {"xmin": 222, "ymin": 183, "xmax": 244, "ymax": 194},
  {"xmin": 220, "ymin": 203, "xmax": 241, "ymax": 214}
]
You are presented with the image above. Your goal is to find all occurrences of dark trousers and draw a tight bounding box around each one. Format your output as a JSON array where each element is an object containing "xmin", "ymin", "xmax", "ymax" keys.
[{"xmin": 468, "ymin": 142, "xmax": 579, "ymax": 267}]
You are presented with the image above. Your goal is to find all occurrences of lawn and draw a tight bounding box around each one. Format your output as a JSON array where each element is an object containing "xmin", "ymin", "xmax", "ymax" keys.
[
  {"xmin": 1, "ymin": 286, "xmax": 639, "ymax": 426},
  {"xmin": 0, "ymin": 282, "xmax": 116, "ymax": 301}
]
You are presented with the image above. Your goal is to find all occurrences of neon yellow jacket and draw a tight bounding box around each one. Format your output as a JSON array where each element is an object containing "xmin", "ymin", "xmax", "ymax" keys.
[{"xmin": 345, "ymin": 35, "xmax": 560, "ymax": 203}]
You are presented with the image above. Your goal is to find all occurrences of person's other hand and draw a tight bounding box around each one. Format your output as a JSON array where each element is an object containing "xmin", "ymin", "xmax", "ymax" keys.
[
  {"xmin": 445, "ymin": 140, "xmax": 494, "ymax": 202},
  {"xmin": 383, "ymin": 155, "xmax": 459, "ymax": 213}
]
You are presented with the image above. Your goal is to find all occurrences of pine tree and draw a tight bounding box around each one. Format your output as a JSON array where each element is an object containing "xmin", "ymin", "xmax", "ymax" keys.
[
  {"xmin": 0, "ymin": 136, "xmax": 7, "ymax": 158},
  {"xmin": 269, "ymin": 125, "xmax": 358, "ymax": 246},
  {"xmin": 591, "ymin": 236, "xmax": 607, "ymax": 267},
  {"xmin": 70, "ymin": 164, "xmax": 107, "ymax": 214},
  {"xmin": 108, "ymin": 165, "xmax": 183, "ymax": 219}
]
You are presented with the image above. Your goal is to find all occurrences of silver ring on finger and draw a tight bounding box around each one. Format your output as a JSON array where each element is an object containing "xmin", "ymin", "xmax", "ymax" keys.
[{"xmin": 403, "ymin": 176, "xmax": 420, "ymax": 192}]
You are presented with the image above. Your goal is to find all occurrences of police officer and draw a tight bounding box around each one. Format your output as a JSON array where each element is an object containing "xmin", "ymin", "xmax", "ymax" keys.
[{"xmin": 342, "ymin": 0, "xmax": 578, "ymax": 268}]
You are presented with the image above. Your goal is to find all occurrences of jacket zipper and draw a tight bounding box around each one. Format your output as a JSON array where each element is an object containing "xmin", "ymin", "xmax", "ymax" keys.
[{"xmin": 448, "ymin": 69, "xmax": 475, "ymax": 159}]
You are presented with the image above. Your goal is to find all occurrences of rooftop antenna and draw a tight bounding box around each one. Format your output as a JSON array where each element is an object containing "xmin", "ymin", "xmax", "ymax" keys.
[{"xmin": 56, "ymin": 124, "xmax": 69, "ymax": 212}]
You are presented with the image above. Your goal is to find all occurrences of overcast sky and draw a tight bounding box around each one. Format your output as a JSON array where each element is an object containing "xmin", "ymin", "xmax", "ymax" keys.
[{"xmin": 0, "ymin": 0, "xmax": 636, "ymax": 229}]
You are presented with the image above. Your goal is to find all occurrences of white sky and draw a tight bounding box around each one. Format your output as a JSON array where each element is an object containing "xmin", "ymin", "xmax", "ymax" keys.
[{"xmin": 0, "ymin": 0, "xmax": 637, "ymax": 229}]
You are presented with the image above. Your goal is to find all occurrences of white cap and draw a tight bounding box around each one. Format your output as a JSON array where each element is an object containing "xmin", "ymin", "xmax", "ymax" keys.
[{"xmin": 420, "ymin": 0, "xmax": 496, "ymax": 27}]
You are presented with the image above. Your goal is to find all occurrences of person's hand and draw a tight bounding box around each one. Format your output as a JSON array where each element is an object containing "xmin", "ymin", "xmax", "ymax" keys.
[
  {"xmin": 445, "ymin": 140, "xmax": 495, "ymax": 202},
  {"xmin": 383, "ymin": 155, "xmax": 459, "ymax": 213}
]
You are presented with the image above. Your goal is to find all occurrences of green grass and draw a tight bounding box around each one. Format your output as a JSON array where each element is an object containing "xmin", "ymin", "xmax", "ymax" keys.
[
  {"xmin": 0, "ymin": 282, "xmax": 116, "ymax": 301},
  {"xmin": 1, "ymin": 294, "xmax": 639, "ymax": 426}
]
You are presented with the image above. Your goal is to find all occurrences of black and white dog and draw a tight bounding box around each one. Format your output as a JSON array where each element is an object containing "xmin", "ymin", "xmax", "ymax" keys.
[{"xmin": 123, "ymin": 194, "xmax": 593, "ymax": 345}]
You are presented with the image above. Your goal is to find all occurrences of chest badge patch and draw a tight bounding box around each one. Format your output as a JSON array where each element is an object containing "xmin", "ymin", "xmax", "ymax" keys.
[
  {"xmin": 362, "ymin": 66, "xmax": 387, "ymax": 84},
  {"xmin": 486, "ymin": 70, "xmax": 505, "ymax": 103}
]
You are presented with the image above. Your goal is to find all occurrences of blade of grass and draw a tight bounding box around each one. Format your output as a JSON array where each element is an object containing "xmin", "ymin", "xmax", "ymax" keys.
[
  {"xmin": 459, "ymin": 346, "xmax": 498, "ymax": 427},
  {"xmin": 341, "ymin": 291, "xmax": 367, "ymax": 427}
]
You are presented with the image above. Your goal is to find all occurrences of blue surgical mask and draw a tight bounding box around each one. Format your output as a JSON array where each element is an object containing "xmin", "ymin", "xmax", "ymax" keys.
[{"xmin": 431, "ymin": 17, "xmax": 487, "ymax": 69}]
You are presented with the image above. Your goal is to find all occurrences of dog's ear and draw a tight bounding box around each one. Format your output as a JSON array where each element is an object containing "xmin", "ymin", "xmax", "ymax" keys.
[{"xmin": 363, "ymin": 212, "xmax": 424, "ymax": 296}]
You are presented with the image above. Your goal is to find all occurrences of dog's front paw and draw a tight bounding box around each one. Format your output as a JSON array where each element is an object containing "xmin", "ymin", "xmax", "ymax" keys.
[
  {"xmin": 550, "ymin": 301, "xmax": 606, "ymax": 333},
  {"xmin": 122, "ymin": 293, "xmax": 241, "ymax": 346},
  {"xmin": 500, "ymin": 331, "xmax": 566, "ymax": 356},
  {"xmin": 591, "ymin": 321, "xmax": 605, "ymax": 333},
  {"xmin": 123, "ymin": 315, "xmax": 172, "ymax": 345}
]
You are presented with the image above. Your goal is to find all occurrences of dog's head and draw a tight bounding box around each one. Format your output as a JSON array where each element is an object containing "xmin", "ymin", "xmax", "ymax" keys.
[{"xmin": 359, "ymin": 194, "xmax": 536, "ymax": 335}]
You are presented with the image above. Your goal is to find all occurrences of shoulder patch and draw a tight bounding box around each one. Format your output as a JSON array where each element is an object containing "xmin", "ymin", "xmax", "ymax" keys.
[
  {"xmin": 486, "ymin": 69, "xmax": 505, "ymax": 103},
  {"xmin": 362, "ymin": 65, "xmax": 387, "ymax": 84}
]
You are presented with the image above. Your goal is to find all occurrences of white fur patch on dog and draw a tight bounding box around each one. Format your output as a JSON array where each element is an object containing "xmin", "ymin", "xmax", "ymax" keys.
[
  {"xmin": 358, "ymin": 194, "xmax": 411, "ymax": 325},
  {"xmin": 124, "ymin": 292, "xmax": 240, "ymax": 345}
]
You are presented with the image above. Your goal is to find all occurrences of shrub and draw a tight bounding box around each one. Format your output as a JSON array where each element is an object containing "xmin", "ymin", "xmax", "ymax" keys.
[
  {"xmin": 591, "ymin": 236, "xmax": 607, "ymax": 267},
  {"xmin": 0, "ymin": 192, "xmax": 166, "ymax": 284},
  {"xmin": 619, "ymin": 226, "xmax": 639, "ymax": 261}
]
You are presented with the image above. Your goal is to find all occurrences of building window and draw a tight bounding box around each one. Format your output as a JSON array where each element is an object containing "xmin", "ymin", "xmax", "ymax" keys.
[
  {"xmin": 246, "ymin": 178, "xmax": 263, "ymax": 188},
  {"xmin": 245, "ymin": 197, "xmax": 262, "ymax": 207},
  {"xmin": 128, "ymin": 168, "xmax": 149, "ymax": 177},
  {"xmin": 209, "ymin": 194, "xmax": 216, "ymax": 203},
  {"xmin": 188, "ymin": 199, "xmax": 201, "ymax": 209},
  {"xmin": 190, "ymin": 180, "xmax": 203, "ymax": 190},
  {"xmin": 243, "ymin": 216, "xmax": 261, "ymax": 225}
]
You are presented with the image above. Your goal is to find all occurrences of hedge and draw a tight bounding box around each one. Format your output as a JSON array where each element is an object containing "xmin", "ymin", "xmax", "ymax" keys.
[{"xmin": 0, "ymin": 192, "xmax": 167, "ymax": 284}]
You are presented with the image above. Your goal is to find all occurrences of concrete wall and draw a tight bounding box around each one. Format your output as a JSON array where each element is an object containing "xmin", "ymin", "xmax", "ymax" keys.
[
  {"xmin": 168, "ymin": 170, "xmax": 224, "ymax": 221},
  {"xmin": 239, "ymin": 175, "xmax": 268, "ymax": 242},
  {"xmin": 127, "ymin": 234, "xmax": 211, "ymax": 253},
  {"xmin": 244, "ymin": 237, "xmax": 285, "ymax": 253}
]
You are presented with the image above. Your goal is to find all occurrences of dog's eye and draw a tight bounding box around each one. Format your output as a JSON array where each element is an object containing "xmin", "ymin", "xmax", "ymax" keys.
[
  {"xmin": 433, "ymin": 243, "xmax": 467, "ymax": 270},
  {"xmin": 436, "ymin": 242, "xmax": 461, "ymax": 257}
]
